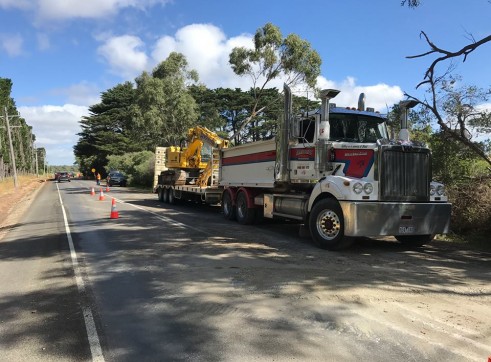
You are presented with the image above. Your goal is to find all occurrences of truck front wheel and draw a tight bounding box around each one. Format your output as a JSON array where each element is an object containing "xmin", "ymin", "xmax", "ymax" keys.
[
  {"xmin": 236, "ymin": 191, "xmax": 256, "ymax": 225},
  {"xmin": 309, "ymin": 199, "xmax": 353, "ymax": 250}
]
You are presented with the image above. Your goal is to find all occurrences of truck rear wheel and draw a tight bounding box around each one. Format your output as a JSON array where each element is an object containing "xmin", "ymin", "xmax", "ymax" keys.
[
  {"xmin": 395, "ymin": 234, "xmax": 433, "ymax": 247},
  {"xmin": 222, "ymin": 191, "xmax": 236, "ymax": 220},
  {"xmin": 309, "ymin": 198, "xmax": 353, "ymax": 250},
  {"xmin": 158, "ymin": 187, "xmax": 164, "ymax": 202},
  {"xmin": 236, "ymin": 191, "xmax": 256, "ymax": 225}
]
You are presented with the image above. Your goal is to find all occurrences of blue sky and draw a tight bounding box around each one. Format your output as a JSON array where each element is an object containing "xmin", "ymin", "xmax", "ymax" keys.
[{"xmin": 1, "ymin": 0, "xmax": 490, "ymax": 165}]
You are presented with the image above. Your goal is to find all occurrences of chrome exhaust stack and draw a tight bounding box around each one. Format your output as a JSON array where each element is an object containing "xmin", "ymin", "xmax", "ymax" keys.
[
  {"xmin": 275, "ymin": 84, "xmax": 293, "ymax": 183},
  {"xmin": 316, "ymin": 89, "xmax": 340, "ymax": 173},
  {"xmin": 398, "ymin": 99, "xmax": 418, "ymax": 142}
]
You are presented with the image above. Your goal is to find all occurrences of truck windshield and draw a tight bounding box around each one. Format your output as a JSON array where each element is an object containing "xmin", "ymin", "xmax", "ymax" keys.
[{"xmin": 329, "ymin": 114, "xmax": 388, "ymax": 143}]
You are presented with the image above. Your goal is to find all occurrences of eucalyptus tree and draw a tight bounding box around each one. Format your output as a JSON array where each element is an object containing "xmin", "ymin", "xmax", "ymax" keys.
[
  {"xmin": 402, "ymin": 1, "xmax": 491, "ymax": 167},
  {"xmin": 229, "ymin": 23, "xmax": 321, "ymax": 138}
]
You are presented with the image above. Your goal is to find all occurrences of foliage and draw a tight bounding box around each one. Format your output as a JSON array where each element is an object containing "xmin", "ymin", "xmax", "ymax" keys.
[
  {"xmin": 189, "ymin": 85, "xmax": 319, "ymax": 144},
  {"xmin": 229, "ymin": 23, "xmax": 321, "ymax": 137},
  {"xmin": 403, "ymin": 1, "xmax": 491, "ymax": 168},
  {"xmin": 106, "ymin": 151, "xmax": 154, "ymax": 186},
  {"xmin": 405, "ymin": 75, "xmax": 491, "ymax": 168},
  {"xmin": 75, "ymin": 53, "xmax": 200, "ymax": 177},
  {"xmin": 132, "ymin": 52, "xmax": 199, "ymax": 149},
  {"xmin": 74, "ymin": 81, "xmax": 137, "ymax": 177},
  {"xmin": 229, "ymin": 23, "xmax": 321, "ymax": 89},
  {"xmin": 446, "ymin": 177, "xmax": 491, "ymax": 233},
  {"xmin": 401, "ymin": 0, "xmax": 420, "ymax": 8},
  {"xmin": 0, "ymin": 78, "xmax": 39, "ymax": 178}
]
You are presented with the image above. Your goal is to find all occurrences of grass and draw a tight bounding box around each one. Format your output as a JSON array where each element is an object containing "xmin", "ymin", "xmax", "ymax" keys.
[
  {"xmin": 0, "ymin": 175, "xmax": 47, "ymax": 196},
  {"xmin": 438, "ymin": 231, "xmax": 491, "ymax": 252}
]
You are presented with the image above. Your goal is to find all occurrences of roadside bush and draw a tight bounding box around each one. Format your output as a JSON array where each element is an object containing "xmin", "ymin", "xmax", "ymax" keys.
[
  {"xmin": 447, "ymin": 177, "xmax": 491, "ymax": 233},
  {"xmin": 106, "ymin": 151, "xmax": 154, "ymax": 187}
]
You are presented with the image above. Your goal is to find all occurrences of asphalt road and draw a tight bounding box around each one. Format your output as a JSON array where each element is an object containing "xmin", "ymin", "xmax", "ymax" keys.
[{"xmin": 1, "ymin": 180, "xmax": 490, "ymax": 361}]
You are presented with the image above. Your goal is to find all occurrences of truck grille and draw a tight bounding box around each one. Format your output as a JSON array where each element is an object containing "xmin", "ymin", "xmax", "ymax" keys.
[{"xmin": 379, "ymin": 145, "xmax": 431, "ymax": 202}]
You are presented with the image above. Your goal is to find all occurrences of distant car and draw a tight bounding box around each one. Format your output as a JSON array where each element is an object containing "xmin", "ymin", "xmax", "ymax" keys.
[
  {"xmin": 107, "ymin": 172, "xmax": 127, "ymax": 187},
  {"xmin": 57, "ymin": 171, "xmax": 71, "ymax": 183}
]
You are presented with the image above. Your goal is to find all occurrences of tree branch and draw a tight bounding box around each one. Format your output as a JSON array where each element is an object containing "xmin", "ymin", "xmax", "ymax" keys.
[{"xmin": 407, "ymin": 31, "xmax": 491, "ymax": 88}]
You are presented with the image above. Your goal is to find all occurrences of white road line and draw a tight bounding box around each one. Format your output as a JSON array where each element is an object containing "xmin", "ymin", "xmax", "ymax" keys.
[{"xmin": 57, "ymin": 184, "xmax": 105, "ymax": 362}]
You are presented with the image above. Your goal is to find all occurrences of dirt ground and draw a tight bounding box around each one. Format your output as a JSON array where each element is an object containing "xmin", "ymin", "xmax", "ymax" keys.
[{"xmin": 0, "ymin": 176, "xmax": 47, "ymax": 241}]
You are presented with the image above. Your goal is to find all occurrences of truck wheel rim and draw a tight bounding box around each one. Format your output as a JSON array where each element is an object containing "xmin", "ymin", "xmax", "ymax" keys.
[
  {"xmin": 316, "ymin": 210, "xmax": 341, "ymax": 240},
  {"xmin": 223, "ymin": 198, "xmax": 232, "ymax": 215},
  {"xmin": 237, "ymin": 203, "xmax": 245, "ymax": 218}
]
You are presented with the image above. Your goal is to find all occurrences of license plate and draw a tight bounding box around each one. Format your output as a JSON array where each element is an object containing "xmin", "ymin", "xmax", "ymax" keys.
[{"xmin": 399, "ymin": 226, "xmax": 415, "ymax": 234}]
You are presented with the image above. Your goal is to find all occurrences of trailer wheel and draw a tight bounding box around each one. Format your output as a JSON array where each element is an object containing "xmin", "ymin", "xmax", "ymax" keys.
[
  {"xmin": 395, "ymin": 234, "xmax": 433, "ymax": 247},
  {"xmin": 309, "ymin": 198, "xmax": 353, "ymax": 250},
  {"xmin": 163, "ymin": 188, "xmax": 170, "ymax": 203},
  {"xmin": 222, "ymin": 191, "xmax": 236, "ymax": 220},
  {"xmin": 236, "ymin": 191, "xmax": 256, "ymax": 225},
  {"xmin": 158, "ymin": 187, "xmax": 164, "ymax": 202},
  {"xmin": 168, "ymin": 188, "xmax": 176, "ymax": 205}
]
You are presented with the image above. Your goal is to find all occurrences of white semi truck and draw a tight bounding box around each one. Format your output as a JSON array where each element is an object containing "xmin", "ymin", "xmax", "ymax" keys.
[{"xmin": 155, "ymin": 85, "xmax": 451, "ymax": 250}]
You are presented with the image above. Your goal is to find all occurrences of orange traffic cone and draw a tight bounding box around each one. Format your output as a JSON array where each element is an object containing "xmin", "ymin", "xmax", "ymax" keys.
[
  {"xmin": 90, "ymin": 187, "xmax": 95, "ymax": 196},
  {"xmin": 110, "ymin": 198, "xmax": 119, "ymax": 219},
  {"xmin": 99, "ymin": 188, "xmax": 105, "ymax": 201},
  {"xmin": 106, "ymin": 184, "xmax": 110, "ymax": 192}
]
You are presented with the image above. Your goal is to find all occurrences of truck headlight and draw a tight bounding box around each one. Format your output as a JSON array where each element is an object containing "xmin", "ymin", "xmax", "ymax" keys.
[
  {"xmin": 437, "ymin": 185, "xmax": 445, "ymax": 196},
  {"xmin": 353, "ymin": 182, "xmax": 363, "ymax": 194},
  {"xmin": 430, "ymin": 184, "xmax": 436, "ymax": 196},
  {"xmin": 363, "ymin": 183, "xmax": 373, "ymax": 194}
]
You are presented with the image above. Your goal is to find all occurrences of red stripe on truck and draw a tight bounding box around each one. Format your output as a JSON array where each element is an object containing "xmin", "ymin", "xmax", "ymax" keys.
[{"xmin": 222, "ymin": 150, "xmax": 276, "ymax": 166}]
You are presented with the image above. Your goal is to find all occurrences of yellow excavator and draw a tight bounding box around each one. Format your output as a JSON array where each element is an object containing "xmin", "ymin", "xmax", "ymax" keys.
[{"xmin": 164, "ymin": 126, "xmax": 229, "ymax": 187}]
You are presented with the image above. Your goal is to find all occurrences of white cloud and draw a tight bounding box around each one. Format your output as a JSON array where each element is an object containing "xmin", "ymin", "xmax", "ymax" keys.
[
  {"xmin": 476, "ymin": 103, "xmax": 491, "ymax": 112},
  {"xmin": 36, "ymin": 0, "xmax": 170, "ymax": 20},
  {"xmin": 151, "ymin": 24, "xmax": 254, "ymax": 89},
  {"xmin": 0, "ymin": 0, "xmax": 31, "ymax": 9},
  {"xmin": 317, "ymin": 76, "xmax": 404, "ymax": 112},
  {"xmin": 98, "ymin": 35, "xmax": 149, "ymax": 78},
  {"xmin": 0, "ymin": 33, "xmax": 24, "ymax": 56},
  {"xmin": 99, "ymin": 23, "xmax": 404, "ymax": 111},
  {"xmin": 51, "ymin": 82, "xmax": 101, "ymax": 106},
  {"xmin": 18, "ymin": 104, "xmax": 88, "ymax": 165}
]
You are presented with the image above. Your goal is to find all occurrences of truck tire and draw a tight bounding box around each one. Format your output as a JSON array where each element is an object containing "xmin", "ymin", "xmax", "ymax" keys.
[
  {"xmin": 158, "ymin": 187, "xmax": 164, "ymax": 202},
  {"xmin": 163, "ymin": 188, "xmax": 170, "ymax": 203},
  {"xmin": 236, "ymin": 191, "xmax": 256, "ymax": 225},
  {"xmin": 309, "ymin": 198, "xmax": 353, "ymax": 250},
  {"xmin": 222, "ymin": 191, "xmax": 236, "ymax": 220},
  {"xmin": 395, "ymin": 234, "xmax": 433, "ymax": 247},
  {"xmin": 168, "ymin": 188, "xmax": 176, "ymax": 205}
]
